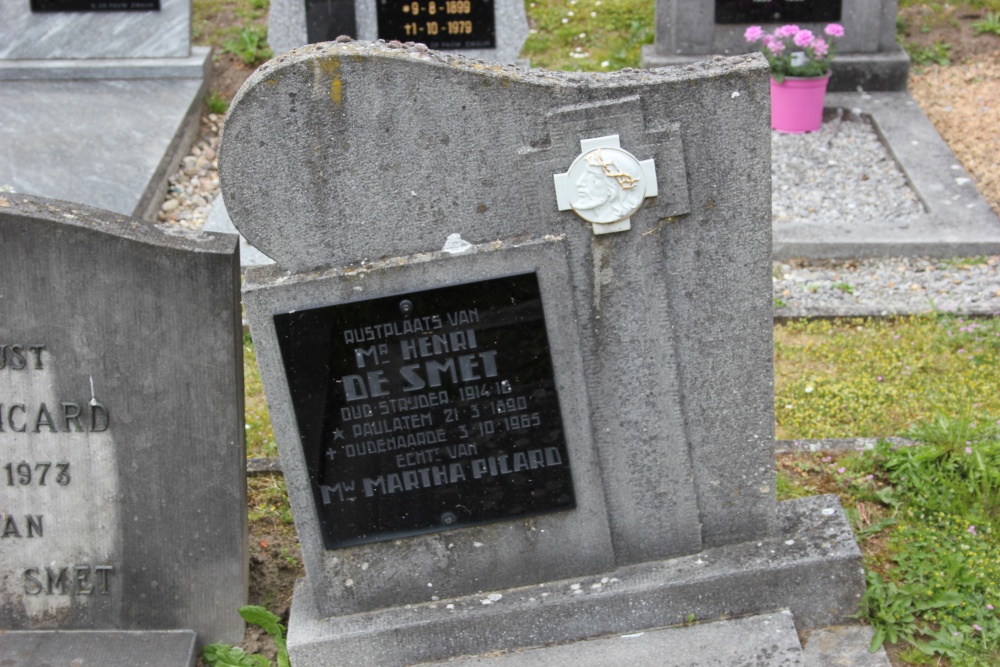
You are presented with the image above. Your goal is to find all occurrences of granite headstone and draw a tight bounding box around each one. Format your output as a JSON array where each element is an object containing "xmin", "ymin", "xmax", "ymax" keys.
[
  {"xmin": 268, "ymin": 0, "xmax": 526, "ymax": 63},
  {"xmin": 1, "ymin": 0, "xmax": 189, "ymax": 59},
  {"xmin": 642, "ymin": 0, "xmax": 908, "ymax": 91},
  {"xmin": 219, "ymin": 41, "xmax": 864, "ymax": 665},
  {"xmin": 0, "ymin": 194, "xmax": 247, "ymax": 648}
]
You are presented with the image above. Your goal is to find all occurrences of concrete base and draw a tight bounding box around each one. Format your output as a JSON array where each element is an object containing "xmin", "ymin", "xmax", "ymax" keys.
[
  {"xmin": 287, "ymin": 495, "xmax": 865, "ymax": 667},
  {"xmin": 422, "ymin": 610, "xmax": 806, "ymax": 666},
  {"xmin": 773, "ymin": 92, "xmax": 1000, "ymax": 260},
  {"xmin": 641, "ymin": 47, "xmax": 909, "ymax": 92},
  {"xmin": 0, "ymin": 47, "xmax": 210, "ymax": 221},
  {"xmin": 0, "ymin": 630, "xmax": 198, "ymax": 667}
]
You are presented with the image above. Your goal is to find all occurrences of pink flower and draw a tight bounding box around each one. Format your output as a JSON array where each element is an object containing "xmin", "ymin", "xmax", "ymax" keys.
[
  {"xmin": 793, "ymin": 30, "xmax": 815, "ymax": 48},
  {"xmin": 966, "ymin": 447, "xmax": 973, "ymax": 454},
  {"xmin": 775, "ymin": 24, "xmax": 800, "ymax": 38},
  {"xmin": 812, "ymin": 38, "xmax": 829, "ymax": 58},
  {"xmin": 988, "ymin": 604, "xmax": 995, "ymax": 610},
  {"xmin": 764, "ymin": 36, "xmax": 785, "ymax": 54},
  {"xmin": 974, "ymin": 624, "xmax": 983, "ymax": 632},
  {"xmin": 745, "ymin": 25, "xmax": 765, "ymax": 42},
  {"xmin": 837, "ymin": 467, "xmax": 846, "ymax": 474},
  {"xmin": 968, "ymin": 525, "xmax": 978, "ymax": 536},
  {"xmin": 825, "ymin": 23, "xmax": 845, "ymax": 38}
]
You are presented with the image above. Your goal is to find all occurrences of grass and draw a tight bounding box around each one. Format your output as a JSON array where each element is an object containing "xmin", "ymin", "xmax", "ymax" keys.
[
  {"xmin": 779, "ymin": 418, "xmax": 1000, "ymax": 665},
  {"xmin": 193, "ymin": 0, "xmax": 271, "ymax": 49},
  {"xmin": 522, "ymin": 0, "xmax": 653, "ymax": 71},
  {"xmin": 775, "ymin": 315, "xmax": 1000, "ymax": 441},
  {"xmin": 244, "ymin": 333, "xmax": 278, "ymax": 459}
]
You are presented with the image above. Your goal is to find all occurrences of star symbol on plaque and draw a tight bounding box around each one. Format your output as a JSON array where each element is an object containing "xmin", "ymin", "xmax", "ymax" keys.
[
  {"xmin": 553, "ymin": 135, "xmax": 658, "ymax": 235},
  {"xmin": 333, "ymin": 428, "xmax": 345, "ymax": 441}
]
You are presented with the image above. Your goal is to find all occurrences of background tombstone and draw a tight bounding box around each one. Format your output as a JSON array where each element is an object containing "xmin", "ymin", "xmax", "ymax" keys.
[
  {"xmin": 642, "ymin": 0, "xmax": 908, "ymax": 91},
  {"xmin": 0, "ymin": 0, "xmax": 210, "ymax": 221},
  {"xmin": 220, "ymin": 42, "xmax": 865, "ymax": 665},
  {"xmin": 0, "ymin": 195, "xmax": 247, "ymax": 653},
  {"xmin": 268, "ymin": 0, "xmax": 527, "ymax": 63}
]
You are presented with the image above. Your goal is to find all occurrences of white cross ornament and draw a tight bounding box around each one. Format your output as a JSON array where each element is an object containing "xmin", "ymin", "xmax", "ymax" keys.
[{"xmin": 553, "ymin": 135, "xmax": 658, "ymax": 235}]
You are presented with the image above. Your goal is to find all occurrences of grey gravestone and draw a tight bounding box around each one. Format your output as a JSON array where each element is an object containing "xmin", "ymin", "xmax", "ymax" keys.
[
  {"xmin": 219, "ymin": 41, "xmax": 864, "ymax": 665},
  {"xmin": 1, "ymin": 0, "xmax": 190, "ymax": 59},
  {"xmin": 642, "ymin": 0, "xmax": 908, "ymax": 91},
  {"xmin": 268, "ymin": 0, "xmax": 527, "ymax": 63},
  {"xmin": 0, "ymin": 195, "xmax": 247, "ymax": 648},
  {"xmin": 0, "ymin": 0, "xmax": 209, "ymax": 222}
]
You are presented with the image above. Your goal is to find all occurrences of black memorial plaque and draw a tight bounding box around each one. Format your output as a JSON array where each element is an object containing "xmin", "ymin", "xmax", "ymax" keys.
[
  {"xmin": 376, "ymin": 0, "xmax": 495, "ymax": 50},
  {"xmin": 274, "ymin": 272, "xmax": 575, "ymax": 549},
  {"xmin": 716, "ymin": 0, "xmax": 841, "ymax": 24},
  {"xmin": 305, "ymin": 0, "xmax": 358, "ymax": 43},
  {"xmin": 31, "ymin": 0, "xmax": 160, "ymax": 11}
]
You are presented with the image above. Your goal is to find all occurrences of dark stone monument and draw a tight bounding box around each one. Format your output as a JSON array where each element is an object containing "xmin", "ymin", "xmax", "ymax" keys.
[
  {"xmin": 0, "ymin": 194, "xmax": 247, "ymax": 660},
  {"xmin": 30, "ymin": 0, "xmax": 162, "ymax": 11},
  {"xmin": 715, "ymin": 0, "xmax": 842, "ymax": 24}
]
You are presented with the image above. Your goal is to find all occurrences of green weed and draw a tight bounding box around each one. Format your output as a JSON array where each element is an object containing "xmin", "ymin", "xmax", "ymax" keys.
[
  {"xmin": 833, "ymin": 282, "xmax": 855, "ymax": 294},
  {"xmin": 244, "ymin": 335, "xmax": 277, "ymax": 459},
  {"xmin": 905, "ymin": 40, "xmax": 952, "ymax": 67},
  {"xmin": 204, "ymin": 606, "xmax": 289, "ymax": 667},
  {"xmin": 223, "ymin": 24, "xmax": 273, "ymax": 66},
  {"xmin": 206, "ymin": 90, "xmax": 230, "ymax": 115},
  {"xmin": 972, "ymin": 11, "xmax": 1000, "ymax": 35}
]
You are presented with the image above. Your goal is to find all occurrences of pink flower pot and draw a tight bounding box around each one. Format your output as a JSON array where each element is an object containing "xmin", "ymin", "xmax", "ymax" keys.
[{"xmin": 770, "ymin": 74, "xmax": 831, "ymax": 133}]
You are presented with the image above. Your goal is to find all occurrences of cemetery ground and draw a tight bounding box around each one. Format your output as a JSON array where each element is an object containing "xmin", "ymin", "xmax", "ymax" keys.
[{"xmin": 174, "ymin": 1, "xmax": 1000, "ymax": 665}]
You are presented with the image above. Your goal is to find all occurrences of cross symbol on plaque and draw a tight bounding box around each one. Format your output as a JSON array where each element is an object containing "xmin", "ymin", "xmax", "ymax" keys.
[{"xmin": 553, "ymin": 135, "xmax": 658, "ymax": 235}]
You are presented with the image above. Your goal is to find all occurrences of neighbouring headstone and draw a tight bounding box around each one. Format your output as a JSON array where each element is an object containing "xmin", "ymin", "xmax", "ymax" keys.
[
  {"xmin": 642, "ymin": 0, "xmax": 909, "ymax": 91},
  {"xmin": 219, "ymin": 41, "xmax": 865, "ymax": 665},
  {"xmin": 268, "ymin": 0, "xmax": 527, "ymax": 63},
  {"xmin": 1, "ymin": 0, "xmax": 188, "ymax": 59},
  {"xmin": 0, "ymin": 195, "xmax": 247, "ymax": 653},
  {"xmin": 0, "ymin": 0, "xmax": 209, "ymax": 221}
]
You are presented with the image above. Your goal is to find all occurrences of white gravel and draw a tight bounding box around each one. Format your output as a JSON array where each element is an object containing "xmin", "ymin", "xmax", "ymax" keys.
[{"xmin": 771, "ymin": 111, "xmax": 924, "ymax": 227}]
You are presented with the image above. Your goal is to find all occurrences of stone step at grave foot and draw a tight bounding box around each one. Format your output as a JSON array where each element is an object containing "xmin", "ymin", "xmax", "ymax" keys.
[
  {"xmin": 419, "ymin": 610, "xmax": 805, "ymax": 666},
  {"xmin": 0, "ymin": 630, "xmax": 198, "ymax": 667},
  {"xmin": 286, "ymin": 495, "xmax": 864, "ymax": 667}
]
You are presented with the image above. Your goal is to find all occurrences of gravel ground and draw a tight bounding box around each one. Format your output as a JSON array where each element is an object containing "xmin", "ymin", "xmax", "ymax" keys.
[
  {"xmin": 771, "ymin": 111, "xmax": 924, "ymax": 228},
  {"xmin": 157, "ymin": 82, "xmax": 1000, "ymax": 319}
]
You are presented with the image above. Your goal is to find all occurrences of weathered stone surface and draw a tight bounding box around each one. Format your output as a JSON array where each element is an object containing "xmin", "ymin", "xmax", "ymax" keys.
[
  {"xmin": 243, "ymin": 239, "xmax": 617, "ymax": 618},
  {"xmin": 420, "ymin": 610, "xmax": 805, "ymax": 666},
  {"xmin": 286, "ymin": 496, "xmax": 863, "ymax": 666},
  {"xmin": 227, "ymin": 40, "xmax": 775, "ymax": 611},
  {"xmin": 0, "ymin": 194, "xmax": 246, "ymax": 644},
  {"xmin": 0, "ymin": 0, "xmax": 191, "ymax": 60},
  {"xmin": 0, "ymin": 630, "xmax": 198, "ymax": 667}
]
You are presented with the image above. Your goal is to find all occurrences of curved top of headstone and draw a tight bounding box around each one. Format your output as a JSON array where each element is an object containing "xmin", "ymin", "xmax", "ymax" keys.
[{"xmin": 219, "ymin": 40, "xmax": 768, "ymax": 272}]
